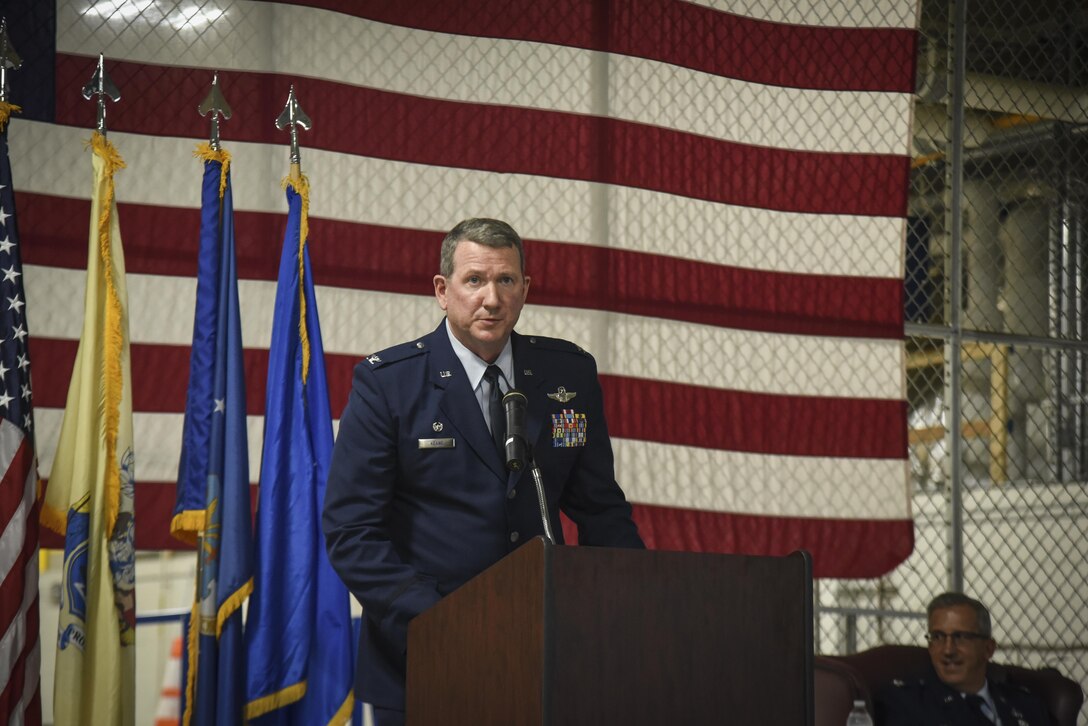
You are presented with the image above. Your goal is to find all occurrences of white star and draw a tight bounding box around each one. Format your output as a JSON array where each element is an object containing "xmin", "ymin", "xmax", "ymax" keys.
[
  {"xmin": 13, "ymin": 324, "xmax": 26, "ymax": 342},
  {"xmin": 0, "ymin": 237, "xmax": 13, "ymax": 255},
  {"xmin": 0, "ymin": 391, "xmax": 13, "ymax": 409},
  {"xmin": 21, "ymin": 384, "xmax": 31, "ymax": 401},
  {"xmin": 0, "ymin": 362, "xmax": 8, "ymax": 379},
  {"xmin": 2, "ymin": 266, "xmax": 19, "ymax": 283},
  {"xmin": 214, "ymin": 398, "xmax": 225, "ymax": 413},
  {"xmin": 7, "ymin": 295, "xmax": 24, "ymax": 313},
  {"xmin": 23, "ymin": 414, "xmax": 32, "ymax": 430},
  {"xmin": 16, "ymin": 353, "xmax": 28, "ymax": 371},
  {"xmin": 0, "ymin": 208, "xmax": 9, "ymax": 226}
]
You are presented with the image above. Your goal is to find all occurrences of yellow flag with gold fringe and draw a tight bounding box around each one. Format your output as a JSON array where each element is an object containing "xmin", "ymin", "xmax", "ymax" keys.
[{"xmin": 41, "ymin": 131, "xmax": 136, "ymax": 726}]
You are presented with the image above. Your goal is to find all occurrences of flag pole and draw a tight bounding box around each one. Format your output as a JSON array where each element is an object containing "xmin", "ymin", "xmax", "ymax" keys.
[
  {"xmin": 80, "ymin": 53, "xmax": 120, "ymax": 137},
  {"xmin": 0, "ymin": 17, "xmax": 23, "ymax": 104},
  {"xmin": 198, "ymin": 71, "xmax": 231, "ymax": 152},
  {"xmin": 275, "ymin": 84, "xmax": 310, "ymax": 182}
]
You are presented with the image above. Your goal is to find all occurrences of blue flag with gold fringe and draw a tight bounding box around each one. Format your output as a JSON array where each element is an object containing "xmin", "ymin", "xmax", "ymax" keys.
[
  {"xmin": 175, "ymin": 146, "xmax": 253, "ymax": 726},
  {"xmin": 245, "ymin": 175, "xmax": 354, "ymax": 724}
]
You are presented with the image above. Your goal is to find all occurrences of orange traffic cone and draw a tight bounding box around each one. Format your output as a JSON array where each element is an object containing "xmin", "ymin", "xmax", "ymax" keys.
[{"xmin": 153, "ymin": 636, "xmax": 183, "ymax": 726}]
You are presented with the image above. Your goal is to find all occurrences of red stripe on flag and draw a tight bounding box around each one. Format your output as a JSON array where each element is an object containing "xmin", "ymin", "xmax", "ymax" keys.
[
  {"xmin": 39, "ymin": 480, "xmax": 910, "ymax": 576},
  {"xmin": 600, "ymin": 375, "xmax": 907, "ymax": 459},
  {"xmin": 563, "ymin": 504, "xmax": 914, "ymax": 578},
  {"xmin": 31, "ymin": 337, "xmax": 279, "ymax": 414},
  {"xmin": 0, "ymin": 433, "xmax": 32, "ymax": 535},
  {"xmin": 0, "ymin": 452, "xmax": 39, "ymax": 723},
  {"xmin": 20, "ymin": 193, "xmax": 903, "ymax": 338},
  {"xmin": 38, "ymin": 481, "xmax": 256, "ymax": 552},
  {"xmin": 633, "ymin": 503, "xmax": 914, "ymax": 578},
  {"xmin": 33, "ymin": 338, "xmax": 904, "ymax": 459},
  {"xmin": 276, "ymin": 0, "xmax": 917, "ymax": 92},
  {"xmin": 0, "ymin": 592, "xmax": 39, "ymax": 724},
  {"xmin": 0, "ymin": 499, "xmax": 32, "ymax": 641},
  {"xmin": 52, "ymin": 56, "xmax": 910, "ymax": 218}
]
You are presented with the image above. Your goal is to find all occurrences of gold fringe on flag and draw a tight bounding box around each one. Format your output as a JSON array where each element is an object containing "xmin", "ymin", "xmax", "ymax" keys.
[
  {"xmin": 193, "ymin": 142, "xmax": 232, "ymax": 199},
  {"xmin": 283, "ymin": 174, "xmax": 312, "ymax": 384},
  {"xmin": 86, "ymin": 131, "xmax": 127, "ymax": 537},
  {"xmin": 244, "ymin": 681, "xmax": 308, "ymax": 722},
  {"xmin": 0, "ymin": 101, "xmax": 22, "ymax": 131},
  {"xmin": 181, "ymin": 598, "xmax": 200, "ymax": 726}
]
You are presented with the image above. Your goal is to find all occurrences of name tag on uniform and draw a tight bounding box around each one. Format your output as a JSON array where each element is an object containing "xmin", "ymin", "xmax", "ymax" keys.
[{"xmin": 418, "ymin": 438, "xmax": 456, "ymax": 449}]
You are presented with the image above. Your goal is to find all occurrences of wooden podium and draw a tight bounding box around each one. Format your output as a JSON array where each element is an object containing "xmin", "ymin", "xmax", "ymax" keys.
[{"xmin": 406, "ymin": 537, "xmax": 813, "ymax": 725}]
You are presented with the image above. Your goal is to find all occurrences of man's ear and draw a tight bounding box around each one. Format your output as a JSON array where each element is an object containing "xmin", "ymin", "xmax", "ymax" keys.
[
  {"xmin": 434, "ymin": 275, "xmax": 448, "ymax": 310},
  {"xmin": 985, "ymin": 638, "xmax": 997, "ymax": 660}
]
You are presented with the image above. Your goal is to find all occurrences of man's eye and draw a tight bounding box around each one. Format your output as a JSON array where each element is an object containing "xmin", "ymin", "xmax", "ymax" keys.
[{"xmin": 467, "ymin": 276, "xmax": 480, "ymax": 285}]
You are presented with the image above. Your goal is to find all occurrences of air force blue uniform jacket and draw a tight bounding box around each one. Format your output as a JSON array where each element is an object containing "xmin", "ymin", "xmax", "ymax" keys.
[
  {"xmin": 322, "ymin": 321, "xmax": 644, "ymax": 710},
  {"xmin": 877, "ymin": 668, "xmax": 1055, "ymax": 726}
]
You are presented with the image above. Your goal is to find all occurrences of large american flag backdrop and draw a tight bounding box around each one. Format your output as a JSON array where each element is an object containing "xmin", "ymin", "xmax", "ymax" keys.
[{"xmin": 10, "ymin": 0, "xmax": 917, "ymax": 578}]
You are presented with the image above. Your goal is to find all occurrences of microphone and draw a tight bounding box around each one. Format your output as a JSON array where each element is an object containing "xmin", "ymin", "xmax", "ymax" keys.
[
  {"xmin": 501, "ymin": 388, "xmax": 556, "ymax": 544},
  {"xmin": 501, "ymin": 389, "xmax": 528, "ymax": 471}
]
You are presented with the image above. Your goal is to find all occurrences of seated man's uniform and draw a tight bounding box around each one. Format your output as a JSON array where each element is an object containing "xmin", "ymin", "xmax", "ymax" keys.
[{"xmin": 877, "ymin": 666, "xmax": 1054, "ymax": 726}]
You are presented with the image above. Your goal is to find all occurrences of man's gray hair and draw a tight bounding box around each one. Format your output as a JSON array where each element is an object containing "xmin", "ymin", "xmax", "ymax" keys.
[
  {"xmin": 927, "ymin": 592, "xmax": 993, "ymax": 637},
  {"xmin": 439, "ymin": 218, "xmax": 525, "ymax": 277}
]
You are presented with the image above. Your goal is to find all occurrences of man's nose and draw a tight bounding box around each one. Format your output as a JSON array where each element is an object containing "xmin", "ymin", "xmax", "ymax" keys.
[{"xmin": 481, "ymin": 282, "xmax": 500, "ymax": 307}]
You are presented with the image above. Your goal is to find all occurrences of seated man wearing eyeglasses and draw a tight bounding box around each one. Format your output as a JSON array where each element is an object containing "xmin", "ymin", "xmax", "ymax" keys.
[{"xmin": 876, "ymin": 592, "xmax": 1053, "ymax": 726}]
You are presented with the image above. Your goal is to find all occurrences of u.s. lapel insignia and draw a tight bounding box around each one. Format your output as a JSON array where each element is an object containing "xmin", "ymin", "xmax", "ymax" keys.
[
  {"xmin": 523, "ymin": 369, "xmax": 533, "ymax": 376},
  {"xmin": 439, "ymin": 370, "xmax": 452, "ymax": 378},
  {"xmin": 551, "ymin": 409, "xmax": 587, "ymax": 447},
  {"xmin": 366, "ymin": 354, "xmax": 381, "ymax": 364},
  {"xmin": 432, "ymin": 422, "xmax": 444, "ymax": 432},
  {"xmin": 547, "ymin": 386, "xmax": 576, "ymax": 403}
]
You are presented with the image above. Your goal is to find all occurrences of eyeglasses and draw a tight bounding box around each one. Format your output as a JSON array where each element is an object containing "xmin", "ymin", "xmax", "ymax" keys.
[{"xmin": 925, "ymin": 630, "xmax": 989, "ymax": 646}]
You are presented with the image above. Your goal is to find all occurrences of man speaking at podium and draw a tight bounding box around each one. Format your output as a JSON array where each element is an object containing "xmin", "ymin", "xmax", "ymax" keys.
[{"xmin": 323, "ymin": 218, "xmax": 644, "ymax": 726}]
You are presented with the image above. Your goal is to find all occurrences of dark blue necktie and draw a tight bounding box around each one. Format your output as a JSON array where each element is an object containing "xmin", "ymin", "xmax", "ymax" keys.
[
  {"xmin": 483, "ymin": 365, "xmax": 504, "ymax": 458},
  {"xmin": 966, "ymin": 694, "xmax": 993, "ymax": 725}
]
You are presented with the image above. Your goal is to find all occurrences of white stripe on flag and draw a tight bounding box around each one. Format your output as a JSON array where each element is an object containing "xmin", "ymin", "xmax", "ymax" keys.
[
  {"xmin": 10, "ymin": 122, "xmax": 904, "ymax": 278},
  {"xmin": 686, "ymin": 0, "xmax": 920, "ymax": 28},
  {"xmin": 34, "ymin": 408, "xmax": 268, "ymax": 490},
  {"xmin": 614, "ymin": 438, "xmax": 909, "ymax": 519}
]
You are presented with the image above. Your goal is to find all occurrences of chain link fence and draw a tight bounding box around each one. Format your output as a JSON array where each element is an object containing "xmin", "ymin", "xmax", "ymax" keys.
[{"xmin": 822, "ymin": 0, "xmax": 1088, "ymax": 720}]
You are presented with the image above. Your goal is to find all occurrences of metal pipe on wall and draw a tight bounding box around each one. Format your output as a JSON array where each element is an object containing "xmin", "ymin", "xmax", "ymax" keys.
[
  {"xmin": 945, "ymin": 0, "xmax": 969, "ymax": 593},
  {"xmin": 1053, "ymin": 160, "xmax": 1088, "ymax": 482}
]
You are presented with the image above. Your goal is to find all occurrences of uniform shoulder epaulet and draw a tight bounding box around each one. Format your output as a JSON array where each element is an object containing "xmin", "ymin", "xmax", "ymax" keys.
[
  {"xmin": 361, "ymin": 338, "xmax": 429, "ymax": 368},
  {"xmin": 523, "ymin": 334, "xmax": 592, "ymax": 357},
  {"xmin": 889, "ymin": 676, "xmax": 927, "ymax": 690}
]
